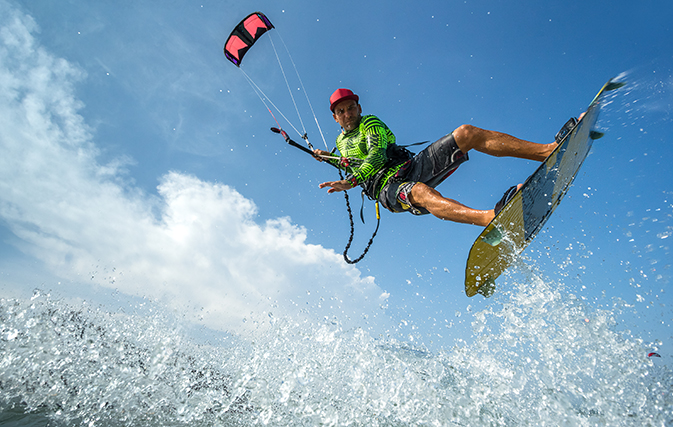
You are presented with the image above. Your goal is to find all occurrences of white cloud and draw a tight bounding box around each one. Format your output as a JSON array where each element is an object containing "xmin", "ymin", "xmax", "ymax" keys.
[{"xmin": 0, "ymin": 2, "xmax": 388, "ymax": 334}]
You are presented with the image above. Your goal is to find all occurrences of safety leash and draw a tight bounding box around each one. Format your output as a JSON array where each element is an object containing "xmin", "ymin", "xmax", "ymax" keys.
[{"xmin": 338, "ymin": 170, "xmax": 380, "ymax": 264}]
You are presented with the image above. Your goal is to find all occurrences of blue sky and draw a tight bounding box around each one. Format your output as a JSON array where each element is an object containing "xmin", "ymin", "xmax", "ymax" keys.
[{"xmin": 0, "ymin": 0, "xmax": 671, "ymax": 354}]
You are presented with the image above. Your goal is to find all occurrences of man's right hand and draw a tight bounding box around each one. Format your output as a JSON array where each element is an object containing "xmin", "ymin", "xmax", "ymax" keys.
[{"xmin": 312, "ymin": 149, "xmax": 331, "ymax": 162}]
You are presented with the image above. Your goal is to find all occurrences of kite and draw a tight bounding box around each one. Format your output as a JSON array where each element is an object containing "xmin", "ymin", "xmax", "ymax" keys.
[{"xmin": 224, "ymin": 12, "xmax": 274, "ymax": 67}]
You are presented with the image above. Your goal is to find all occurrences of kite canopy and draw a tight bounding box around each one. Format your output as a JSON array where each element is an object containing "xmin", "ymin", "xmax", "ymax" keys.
[{"xmin": 224, "ymin": 12, "xmax": 274, "ymax": 67}]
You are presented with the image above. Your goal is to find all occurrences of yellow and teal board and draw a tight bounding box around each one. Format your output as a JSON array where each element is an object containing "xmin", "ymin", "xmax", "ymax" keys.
[{"xmin": 465, "ymin": 78, "xmax": 624, "ymax": 297}]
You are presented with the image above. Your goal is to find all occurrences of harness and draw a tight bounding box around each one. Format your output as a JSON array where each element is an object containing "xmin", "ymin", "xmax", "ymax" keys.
[{"xmin": 361, "ymin": 144, "xmax": 415, "ymax": 200}]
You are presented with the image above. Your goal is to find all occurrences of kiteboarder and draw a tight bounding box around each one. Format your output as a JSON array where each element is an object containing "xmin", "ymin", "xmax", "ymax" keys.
[{"xmin": 315, "ymin": 88, "xmax": 565, "ymax": 227}]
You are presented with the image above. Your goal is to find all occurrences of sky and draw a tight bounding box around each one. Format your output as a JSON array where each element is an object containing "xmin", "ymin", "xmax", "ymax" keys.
[{"xmin": 0, "ymin": 0, "xmax": 671, "ymax": 354}]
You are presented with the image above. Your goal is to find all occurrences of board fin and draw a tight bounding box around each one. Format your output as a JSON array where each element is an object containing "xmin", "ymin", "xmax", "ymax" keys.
[
  {"xmin": 605, "ymin": 80, "xmax": 626, "ymax": 92},
  {"xmin": 476, "ymin": 277, "xmax": 496, "ymax": 298},
  {"xmin": 481, "ymin": 226, "xmax": 503, "ymax": 247},
  {"xmin": 589, "ymin": 130, "xmax": 605, "ymax": 140}
]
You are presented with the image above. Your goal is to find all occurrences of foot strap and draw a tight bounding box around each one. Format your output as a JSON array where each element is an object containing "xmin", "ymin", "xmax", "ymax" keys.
[
  {"xmin": 555, "ymin": 117, "xmax": 578, "ymax": 143},
  {"xmin": 494, "ymin": 185, "xmax": 518, "ymax": 215}
]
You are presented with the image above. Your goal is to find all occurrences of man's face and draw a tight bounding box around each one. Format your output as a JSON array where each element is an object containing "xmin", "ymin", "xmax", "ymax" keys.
[{"xmin": 332, "ymin": 99, "xmax": 362, "ymax": 132}]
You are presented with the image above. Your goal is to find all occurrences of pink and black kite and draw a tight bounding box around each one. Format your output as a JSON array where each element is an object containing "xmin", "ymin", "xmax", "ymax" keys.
[{"xmin": 224, "ymin": 12, "xmax": 274, "ymax": 67}]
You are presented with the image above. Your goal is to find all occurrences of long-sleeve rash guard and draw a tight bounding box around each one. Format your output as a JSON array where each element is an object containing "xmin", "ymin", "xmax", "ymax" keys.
[{"xmin": 329, "ymin": 115, "xmax": 405, "ymax": 198}]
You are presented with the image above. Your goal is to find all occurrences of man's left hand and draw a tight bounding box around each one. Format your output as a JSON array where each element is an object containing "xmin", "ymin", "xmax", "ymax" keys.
[{"xmin": 319, "ymin": 180, "xmax": 352, "ymax": 193}]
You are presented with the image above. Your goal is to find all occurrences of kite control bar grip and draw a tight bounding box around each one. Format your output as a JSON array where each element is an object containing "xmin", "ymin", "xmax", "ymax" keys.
[
  {"xmin": 270, "ymin": 127, "xmax": 316, "ymax": 156},
  {"xmin": 270, "ymin": 126, "xmax": 289, "ymax": 140},
  {"xmin": 270, "ymin": 127, "xmax": 341, "ymax": 170}
]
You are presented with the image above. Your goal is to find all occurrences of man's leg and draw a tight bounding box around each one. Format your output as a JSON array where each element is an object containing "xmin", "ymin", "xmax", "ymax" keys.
[
  {"xmin": 409, "ymin": 183, "xmax": 494, "ymax": 226},
  {"xmin": 405, "ymin": 125, "xmax": 558, "ymax": 226},
  {"xmin": 452, "ymin": 124, "xmax": 556, "ymax": 161}
]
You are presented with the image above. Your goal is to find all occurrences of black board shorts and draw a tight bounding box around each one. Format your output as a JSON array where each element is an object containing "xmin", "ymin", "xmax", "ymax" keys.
[{"xmin": 379, "ymin": 133, "xmax": 468, "ymax": 215}]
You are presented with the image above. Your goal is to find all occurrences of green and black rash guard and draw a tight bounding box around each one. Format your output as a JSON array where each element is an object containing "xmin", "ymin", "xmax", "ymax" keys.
[{"xmin": 328, "ymin": 115, "xmax": 406, "ymax": 198}]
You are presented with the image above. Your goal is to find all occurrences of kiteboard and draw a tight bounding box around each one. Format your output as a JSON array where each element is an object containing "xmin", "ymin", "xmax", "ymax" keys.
[{"xmin": 464, "ymin": 78, "xmax": 625, "ymax": 297}]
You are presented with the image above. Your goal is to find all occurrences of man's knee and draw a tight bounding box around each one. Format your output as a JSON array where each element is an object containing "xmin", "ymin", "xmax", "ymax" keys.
[
  {"xmin": 453, "ymin": 124, "xmax": 482, "ymax": 152},
  {"xmin": 409, "ymin": 182, "xmax": 436, "ymax": 207}
]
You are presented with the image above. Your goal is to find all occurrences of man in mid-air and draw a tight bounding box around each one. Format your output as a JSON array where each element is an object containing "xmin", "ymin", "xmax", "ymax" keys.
[{"xmin": 314, "ymin": 88, "xmax": 565, "ymax": 227}]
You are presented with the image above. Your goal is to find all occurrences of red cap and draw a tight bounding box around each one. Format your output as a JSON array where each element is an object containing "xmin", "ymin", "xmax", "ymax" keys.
[{"xmin": 329, "ymin": 88, "xmax": 359, "ymax": 112}]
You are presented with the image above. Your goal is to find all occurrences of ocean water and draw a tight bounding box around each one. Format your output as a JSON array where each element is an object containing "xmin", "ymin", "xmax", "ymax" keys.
[{"xmin": 1, "ymin": 274, "xmax": 670, "ymax": 427}]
